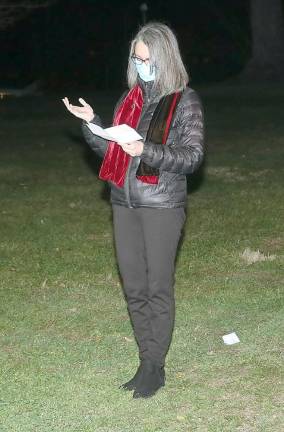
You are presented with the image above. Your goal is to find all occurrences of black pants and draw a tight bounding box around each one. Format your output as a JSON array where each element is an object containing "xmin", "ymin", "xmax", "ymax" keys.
[{"xmin": 112, "ymin": 205, "xmax": 185, "ymax": 367}]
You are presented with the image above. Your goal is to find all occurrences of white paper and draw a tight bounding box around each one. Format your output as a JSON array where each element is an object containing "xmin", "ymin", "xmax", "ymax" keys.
[
  {"xmin": 86, "ymin": 123, "xmax": 143, "ymax": 145},
  {"xmin": 222, "ymin": 332, "xmax": 240, "ymax": 345}
]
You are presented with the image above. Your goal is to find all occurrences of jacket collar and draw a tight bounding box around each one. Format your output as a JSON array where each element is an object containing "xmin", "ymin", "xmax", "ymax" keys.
[{"xmin": 137, "ymin": 76, "xmax": 158, "ymax": 102}]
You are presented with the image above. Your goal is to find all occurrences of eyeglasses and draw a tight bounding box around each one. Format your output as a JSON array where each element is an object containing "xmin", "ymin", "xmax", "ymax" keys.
[{"xmin": 131, "ymin": 55, "xmax": 150, "ymax": 65}]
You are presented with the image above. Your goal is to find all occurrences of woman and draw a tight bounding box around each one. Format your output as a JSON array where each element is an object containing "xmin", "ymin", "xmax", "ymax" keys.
[{"xmin": 63, "ymin": 22, "xmax": 204, "ymax": 399}]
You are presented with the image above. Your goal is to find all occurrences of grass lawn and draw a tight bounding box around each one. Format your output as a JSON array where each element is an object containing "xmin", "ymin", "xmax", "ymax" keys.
[{"xmin": 0, "ymin": 83, "xmax": 283, "ymax": 431}]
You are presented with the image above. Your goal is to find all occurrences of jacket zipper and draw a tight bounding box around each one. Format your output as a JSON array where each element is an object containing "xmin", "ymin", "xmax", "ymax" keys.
[
  {"xmin": 124, "ymin": 90, "xmax": 151, "ymax": 208},
  {"xmin": 124, "ymin": 159, "xmax": 133, "ymax": 208}
]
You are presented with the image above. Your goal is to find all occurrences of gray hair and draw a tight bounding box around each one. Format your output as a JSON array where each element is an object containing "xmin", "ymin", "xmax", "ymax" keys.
[{"xmin": 127, "ymin": 22, "xmax": 189, "ymax": 96}]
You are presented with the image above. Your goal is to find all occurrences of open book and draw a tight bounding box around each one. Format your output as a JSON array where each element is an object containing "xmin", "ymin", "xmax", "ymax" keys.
[{"xmin": 86, "ymin": 123, "xmax": 143, "ymax": 145}]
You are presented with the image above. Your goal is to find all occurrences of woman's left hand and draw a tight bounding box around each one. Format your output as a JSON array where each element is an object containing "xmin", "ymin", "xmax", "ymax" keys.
[{"xmin": 119, "ymin": 140, "xmax": 144, "ymax": 157}]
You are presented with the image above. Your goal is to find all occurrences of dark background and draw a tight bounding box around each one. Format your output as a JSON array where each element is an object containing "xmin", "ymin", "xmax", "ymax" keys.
[{"xmin": 0, "ymin": 0, "xmax": 251, "ymax": 90}]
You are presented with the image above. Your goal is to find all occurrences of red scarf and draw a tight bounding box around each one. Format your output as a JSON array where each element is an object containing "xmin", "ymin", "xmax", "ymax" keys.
[
  {"xmin": 99, "ymin": 85, "xmax": 181, "ymax": 187},
  {"xmin": 99, "ymin": 85, "xmax": 144, "ymax": 188}
]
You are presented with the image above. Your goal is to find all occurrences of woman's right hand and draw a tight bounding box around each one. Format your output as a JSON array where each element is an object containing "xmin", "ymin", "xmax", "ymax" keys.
[{"xmin": 62, "ymin": 97, "xmax": 95, "ymax": 122}]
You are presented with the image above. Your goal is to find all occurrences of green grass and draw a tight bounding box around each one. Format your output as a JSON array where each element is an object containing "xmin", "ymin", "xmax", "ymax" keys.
[{"xmin": 0, "ymin": 84, "xmax": 283, "ymax": 431}]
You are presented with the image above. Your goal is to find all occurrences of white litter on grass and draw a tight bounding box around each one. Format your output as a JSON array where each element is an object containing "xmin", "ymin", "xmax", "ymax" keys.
[
  {"xmin": 222, "ymin": 332, "xmax": 240, "ymax": 345},
  {"xmin": 241, "ymin": 247, "xmax": 276, "ymax": 265}
]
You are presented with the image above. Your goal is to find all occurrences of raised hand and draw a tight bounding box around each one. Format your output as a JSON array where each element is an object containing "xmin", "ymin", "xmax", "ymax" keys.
[{"xmin": 62, "ymin": 97, "xmax": 95, "ymax": 122}]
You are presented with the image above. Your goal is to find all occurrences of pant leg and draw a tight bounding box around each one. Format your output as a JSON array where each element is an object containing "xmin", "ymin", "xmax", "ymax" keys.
[
  {"xmin": 112, "ymin": 205, "xmax": 153, "ymax": 361},
  {"xmin": 140, "ymin": 207, "xmax": 186, "ymax": 366}
]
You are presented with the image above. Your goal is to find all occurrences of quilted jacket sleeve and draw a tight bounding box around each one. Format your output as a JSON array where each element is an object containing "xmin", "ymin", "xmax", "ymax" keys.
[
  {"xmin": 140, "ymin": 89, "xmax": 204, "ymax": 174},
  {"xmin": 81, "ymin": 115, "xmax": 108, "ymax": 159}
]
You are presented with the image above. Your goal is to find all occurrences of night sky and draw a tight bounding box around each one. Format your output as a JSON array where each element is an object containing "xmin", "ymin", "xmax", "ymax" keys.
[{"xmin": 0, "ymin": 0, "xmax": 250, "ymax": 89}]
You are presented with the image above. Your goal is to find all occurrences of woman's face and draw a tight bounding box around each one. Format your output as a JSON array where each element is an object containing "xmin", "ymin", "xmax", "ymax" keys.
[{"xmin": 134, "ymin": 41, "xmax": 150, "ymax": 64}]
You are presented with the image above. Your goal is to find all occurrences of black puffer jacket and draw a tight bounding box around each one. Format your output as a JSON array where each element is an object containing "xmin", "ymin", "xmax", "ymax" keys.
[{"xmin": 82, "ymin": 79, "xmax": 204, "ymax": 208}]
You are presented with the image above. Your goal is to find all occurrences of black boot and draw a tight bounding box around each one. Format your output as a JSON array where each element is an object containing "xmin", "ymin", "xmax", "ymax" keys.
[
  {"xmin": 133, "ymin": 359, "xmax": 165, "ymax": 399},
  {"xmin": 119, "ymin": 361, "xmax": 145, "ymax": 391}
]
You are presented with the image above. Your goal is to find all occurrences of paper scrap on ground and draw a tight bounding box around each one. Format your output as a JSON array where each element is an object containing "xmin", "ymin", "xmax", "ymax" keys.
[
  {"xmin": 222, "ymin": 332, "xmax": 240, "ymax": 345},
  {"xmin": 86, "ymin": 123, "xmax": 143, "ymax": 144}
]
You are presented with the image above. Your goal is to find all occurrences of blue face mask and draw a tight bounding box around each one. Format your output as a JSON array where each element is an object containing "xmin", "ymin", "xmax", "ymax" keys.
[{"xmin": 135, "ymin": 62, "xmax": 156, "ymax": 82}]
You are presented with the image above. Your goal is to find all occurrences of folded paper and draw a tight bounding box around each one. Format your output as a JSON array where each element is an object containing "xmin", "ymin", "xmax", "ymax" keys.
[
  {"xmin": 222, "ymin": 332, "xmax": 240, "ymax": 345},
  {"xmin": 86, "ymin": 123, "xmax": 143, "ymax": 145}
]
